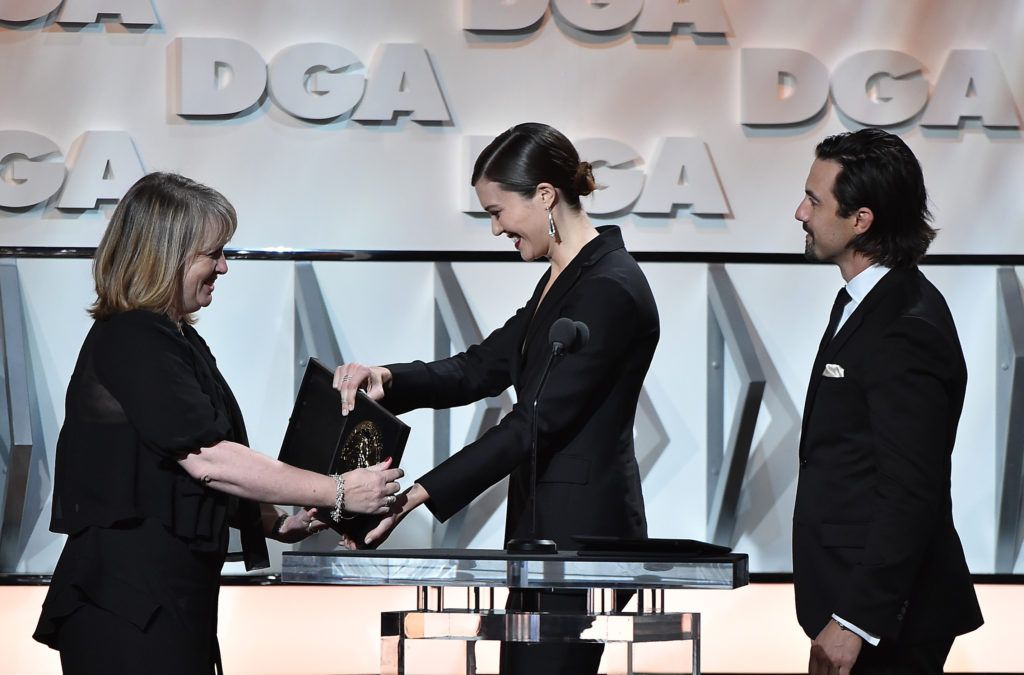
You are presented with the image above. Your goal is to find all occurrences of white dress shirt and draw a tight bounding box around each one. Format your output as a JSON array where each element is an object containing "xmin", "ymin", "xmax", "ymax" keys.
[{"xmin": 833, "ymin": 264, "xmax": 890, "ymax": 337}]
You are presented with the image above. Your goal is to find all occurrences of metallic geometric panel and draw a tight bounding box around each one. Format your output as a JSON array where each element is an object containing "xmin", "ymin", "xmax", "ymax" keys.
[
  {"xmin": 0, "ymin": 259, "xmax": 43, "ymax": 571},
  {"xmin": 995, "ymin": 267, "xmax": 1024, "ymax": 573},
  {"xmin": 432, "ymin": 262, "xmax": 513, "ymax": 549},
  {"xmin": 634, "ymin": 387, "xmax": 670, "ymax": 481},
  {"xmin": 293, "ymin": 261, "xmax": 345, "ymax": 395},
  {"xmin": 706, "ymin": 264, "xmax": 766, "ymax": 547}
]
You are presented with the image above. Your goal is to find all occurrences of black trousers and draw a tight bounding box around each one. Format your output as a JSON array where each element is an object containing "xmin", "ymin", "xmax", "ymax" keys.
[
  {"xmin": 57, "ymin": 601, "xmax": 219, "ymax": 675},
  {"xmin": 500, "ymin": 589, "xmax": 602, "ymax": 675},
  {"xmin": 500, "ymin": 588, "xmax": 636, "ymax": 675},
  {"xmin": 852, "ymin": 636, "xmax": 955, "ymax": 675}
]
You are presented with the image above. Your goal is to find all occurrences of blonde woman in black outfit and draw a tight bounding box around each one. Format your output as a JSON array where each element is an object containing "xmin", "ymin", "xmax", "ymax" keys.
[
  {"xmin": 33, "ymin": 173, "xmax": 403, "ymax": 674},
  {"xmin": 336, "ymin": 123, "xmax": 660, "ymax": 675}
]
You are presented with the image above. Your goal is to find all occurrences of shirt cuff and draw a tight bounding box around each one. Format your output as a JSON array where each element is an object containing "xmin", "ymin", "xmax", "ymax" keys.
[{"xmin": 831, "ymin": 614, "xmax": 881, "ymax": 646}]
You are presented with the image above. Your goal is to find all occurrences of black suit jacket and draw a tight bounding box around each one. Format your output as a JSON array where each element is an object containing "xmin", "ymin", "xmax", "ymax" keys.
[
  {"xmin": 384, "ymin": 226, "xmax": 659, "ymax": 546},
  {"xmin": 793, "ymin": 267, "xmax": 983, "ymax": 644}
]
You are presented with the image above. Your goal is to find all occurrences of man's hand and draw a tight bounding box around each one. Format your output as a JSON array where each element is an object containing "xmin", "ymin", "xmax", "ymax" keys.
[{"xmin": 809, "ymin": 619, "xmax": 863, "ymax": 675}]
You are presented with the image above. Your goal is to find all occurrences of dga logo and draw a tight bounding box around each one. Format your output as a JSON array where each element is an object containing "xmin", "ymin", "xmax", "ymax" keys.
[
  {"xmin": 464, "ymin": 0, "xmax": 728, "ymax": 36},
  {"xmin": 0, "ymin": 0, "xmax": 157, "ymax": 26},
  {"xmin": 742, "ymin": 49, "xmax": 1021, "ymax": 129},
  {"xmin": 172, "ymin": 39, "xmax": 450, "ymax": 124},
  {"xmin": 0, "ymin": 131, "xmax": 144, "ymax": 210}
]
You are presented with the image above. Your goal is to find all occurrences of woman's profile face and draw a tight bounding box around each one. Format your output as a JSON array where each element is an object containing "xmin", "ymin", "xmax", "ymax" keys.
[
  {"xmin": 180, "ymin": 241, "xmax": 228, "ymax": 315},
  {"xmin": 475, "ymin": 177, "xmax": 550, "ymax": 262}
]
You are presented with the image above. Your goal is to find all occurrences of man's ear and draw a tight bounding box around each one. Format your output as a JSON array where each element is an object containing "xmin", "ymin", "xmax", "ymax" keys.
[{"xmin": 852, "ymin": 207, "xmax": 874, "ymax": 234}]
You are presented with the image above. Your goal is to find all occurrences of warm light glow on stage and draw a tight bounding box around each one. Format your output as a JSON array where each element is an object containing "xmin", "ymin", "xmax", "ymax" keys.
[{"xmin": 1, "ymin": 582, "xmax": 1019, "ymax": 673}]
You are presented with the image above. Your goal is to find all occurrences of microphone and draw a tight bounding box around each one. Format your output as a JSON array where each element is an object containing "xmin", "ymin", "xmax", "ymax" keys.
[
  {"xmin": 548, "ymin": 317, "xmax": 589, "ymax": 356},
  {"xmin": 506, "ymin": 317, "xmax": 590, "ymax": 555}
]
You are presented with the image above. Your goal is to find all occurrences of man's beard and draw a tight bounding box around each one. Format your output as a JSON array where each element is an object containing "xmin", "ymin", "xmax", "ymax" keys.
[{"xmin": 803, "ymin": 236, "xmax": 819, "ymax": 262}]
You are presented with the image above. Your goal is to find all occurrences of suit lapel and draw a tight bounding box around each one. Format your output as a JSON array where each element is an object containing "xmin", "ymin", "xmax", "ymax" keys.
[
  {"xmin": 512, "ymin": 273, "xmax": 549, "ymax": 381},
  {"xmin": 518, "ymin": 226, "xmax": 625, "ymax": 366},
  {"xmin": 826, "ymin": 267, "xmax": 910, "ymax": 360},
  {"xmin": 799, "ymin": 268, "xmax": 912, "ymax": 457},
  {"xmin": 520, "ymin": 264, "xmax": 582, "ymax": 357}
]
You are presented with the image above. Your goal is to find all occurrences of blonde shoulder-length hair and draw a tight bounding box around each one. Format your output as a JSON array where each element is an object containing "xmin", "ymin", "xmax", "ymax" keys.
[{"xmin": 90, "ymin": 172, "xmax": 237, "ymax": 323}]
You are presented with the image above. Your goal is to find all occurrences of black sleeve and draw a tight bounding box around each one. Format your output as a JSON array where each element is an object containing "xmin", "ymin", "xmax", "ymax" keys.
[
  {"xmin": 382, "ymin": 304, "xmax": 527, "ymax": 415},
  {"xmin": 418, "ymin": 275, "xmax": 640, "ymax": 521},
  {"xmin": 94, "ymin": 313, "xmax": 232, "ymax": 458}
]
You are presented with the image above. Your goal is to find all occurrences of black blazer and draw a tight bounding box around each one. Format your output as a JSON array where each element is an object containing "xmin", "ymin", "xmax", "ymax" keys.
[
  {"xmin": 384, "ymin": 226, "xmax": 659, "ymax": 546},
  {"xmin": 794, "ymin": 267, "xmax": 983, "ymax": 644}
]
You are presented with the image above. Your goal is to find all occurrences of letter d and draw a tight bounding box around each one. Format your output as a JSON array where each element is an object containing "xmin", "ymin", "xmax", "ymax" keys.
[
  {"xmin": 740, "ymin": 48, "xmax": 829, "ymax": 125},
  {"xmin": 463, "ymin": 0, "xmax": 547, "ymax": 31},
  {"xmin": 173, "ymin": 37, "xmax": 267, "ymax": 117}
]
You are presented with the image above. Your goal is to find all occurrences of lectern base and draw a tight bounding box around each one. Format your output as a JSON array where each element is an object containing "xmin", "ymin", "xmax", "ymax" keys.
[
  {"xmin": 381, "ymin": 607, "xmax": 700, "ymax": 675},
  {"xmin": 505, "ymin": 538, "xmax": 558, "ymax": 553}
]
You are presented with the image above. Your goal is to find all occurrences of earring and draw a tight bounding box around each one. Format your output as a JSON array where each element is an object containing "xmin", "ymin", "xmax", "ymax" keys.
[{"xmin": 547, "ymin": 207, "xmax": 557, "ymax": 239}]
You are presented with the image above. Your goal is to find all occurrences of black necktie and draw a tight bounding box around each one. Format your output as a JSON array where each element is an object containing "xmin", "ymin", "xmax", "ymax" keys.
[{"xmin": 818, "ymin": 287, "xmax": 852, "ymax": 353}]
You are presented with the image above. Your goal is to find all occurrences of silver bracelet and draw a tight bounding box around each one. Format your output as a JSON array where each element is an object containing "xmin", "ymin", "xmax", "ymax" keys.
[
  {"xmin": 330, "ymin": 474, "xmax": 344, "ymax": 521},
  {"xmin": 330, "ymin": 474, "xmax": 355, "ymax": 521}
]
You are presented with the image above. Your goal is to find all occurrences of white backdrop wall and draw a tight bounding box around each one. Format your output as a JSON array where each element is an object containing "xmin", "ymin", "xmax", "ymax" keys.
[
  {"xmin": 2, "ymin": 0, "xmax": 1023, "ymax": 575},
  {"xmin": 2, "ymin": 1, "xmax": 1023, "ymax": 251}
]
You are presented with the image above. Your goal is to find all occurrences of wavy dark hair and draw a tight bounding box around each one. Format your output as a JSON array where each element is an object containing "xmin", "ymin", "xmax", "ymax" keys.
[
  {"xmin": 815, "ymin": 128, "xmax": 936, "ymax": 268},
  {"xmin": 471, "ymin": 122, "xmax": 595, "ymax": 210}
]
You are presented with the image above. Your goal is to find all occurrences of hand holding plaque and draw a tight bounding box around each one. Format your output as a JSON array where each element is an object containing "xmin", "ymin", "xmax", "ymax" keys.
[
  {"xmin": 278, "ymin": 359, "xmax": 410, "ymax": 546},
  {"xmin": 334, "ymin": 361, "xmax": 392, "ymax": 416}
]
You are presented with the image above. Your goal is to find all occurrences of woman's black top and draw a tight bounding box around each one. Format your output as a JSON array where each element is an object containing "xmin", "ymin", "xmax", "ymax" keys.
[
  {"xmin": 34, "ymin": 309, "xmax": 267, "ymax": 656},
  {"xmin": 383, "ymin": 226, "xmax": 659, "ymax": 546}
]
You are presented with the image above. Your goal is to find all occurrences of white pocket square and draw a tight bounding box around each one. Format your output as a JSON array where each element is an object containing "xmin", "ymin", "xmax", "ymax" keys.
[{"xmin": 822, "ymin": 363, "xmax": 845, "ymax": 378}]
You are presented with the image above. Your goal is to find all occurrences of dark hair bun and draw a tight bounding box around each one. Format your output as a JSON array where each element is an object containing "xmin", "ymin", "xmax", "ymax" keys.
[
  {"xmin": 472, "ymin": 123, "xmax": 593, "ymax": 210},
  {"xmin": 574, "ymin": 161, "xmax": 596, "ymax": 197}
]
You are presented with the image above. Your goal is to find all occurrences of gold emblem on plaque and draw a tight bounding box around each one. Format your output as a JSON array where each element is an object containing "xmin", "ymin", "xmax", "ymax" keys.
[{"xmin": 340, "ymin": 420, "xmax": 383, "ymax": 469}]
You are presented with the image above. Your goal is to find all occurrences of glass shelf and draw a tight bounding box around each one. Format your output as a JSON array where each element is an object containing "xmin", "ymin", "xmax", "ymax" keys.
[{"xmin": 282, "ymin": 548, "xmax": 748, "ymax": 590}]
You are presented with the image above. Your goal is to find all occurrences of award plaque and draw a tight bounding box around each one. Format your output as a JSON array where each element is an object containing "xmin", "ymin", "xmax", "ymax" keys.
[{"xmin": 278, "ymin": 358, "xmax": 410, "ymax": 546}]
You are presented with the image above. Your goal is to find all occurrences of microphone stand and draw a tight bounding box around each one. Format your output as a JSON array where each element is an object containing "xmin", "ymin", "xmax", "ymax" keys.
[{"xmin": 505, "ymin": 343, "xmax": 562, "ymax": 554}]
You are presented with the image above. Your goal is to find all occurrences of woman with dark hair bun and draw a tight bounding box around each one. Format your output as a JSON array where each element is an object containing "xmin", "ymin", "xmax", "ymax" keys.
[{"xmin": 336, "ymin": 122, "xmax": 660, "ymax": 674}]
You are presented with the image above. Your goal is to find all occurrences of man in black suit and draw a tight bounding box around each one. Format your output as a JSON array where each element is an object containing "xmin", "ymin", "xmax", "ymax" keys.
[{"xmin": 793, "ymin": 128, "xmax": 983, "ymax": 674}]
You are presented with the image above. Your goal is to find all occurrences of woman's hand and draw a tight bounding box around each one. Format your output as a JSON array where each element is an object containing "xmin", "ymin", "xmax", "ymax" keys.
[
  {"xmin": 333, "ymin": 363, "xmax": 392, "ymax": 416},
  {"xmin": 341, "ymin": 458, "xmax": 405, "ymax": 515},
  {"xmin": 273, "ymin": 507, "xmax": 330, "ymax": 543},
  {"xmin": 363, "ymin": 482, "xmax": 430, "ymax": 548}
]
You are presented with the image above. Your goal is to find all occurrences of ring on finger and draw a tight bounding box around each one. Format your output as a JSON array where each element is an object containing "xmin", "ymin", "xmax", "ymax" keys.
[{"xmin": 384, "ymin": 495, "xmax": 397, "ymax": 507}]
